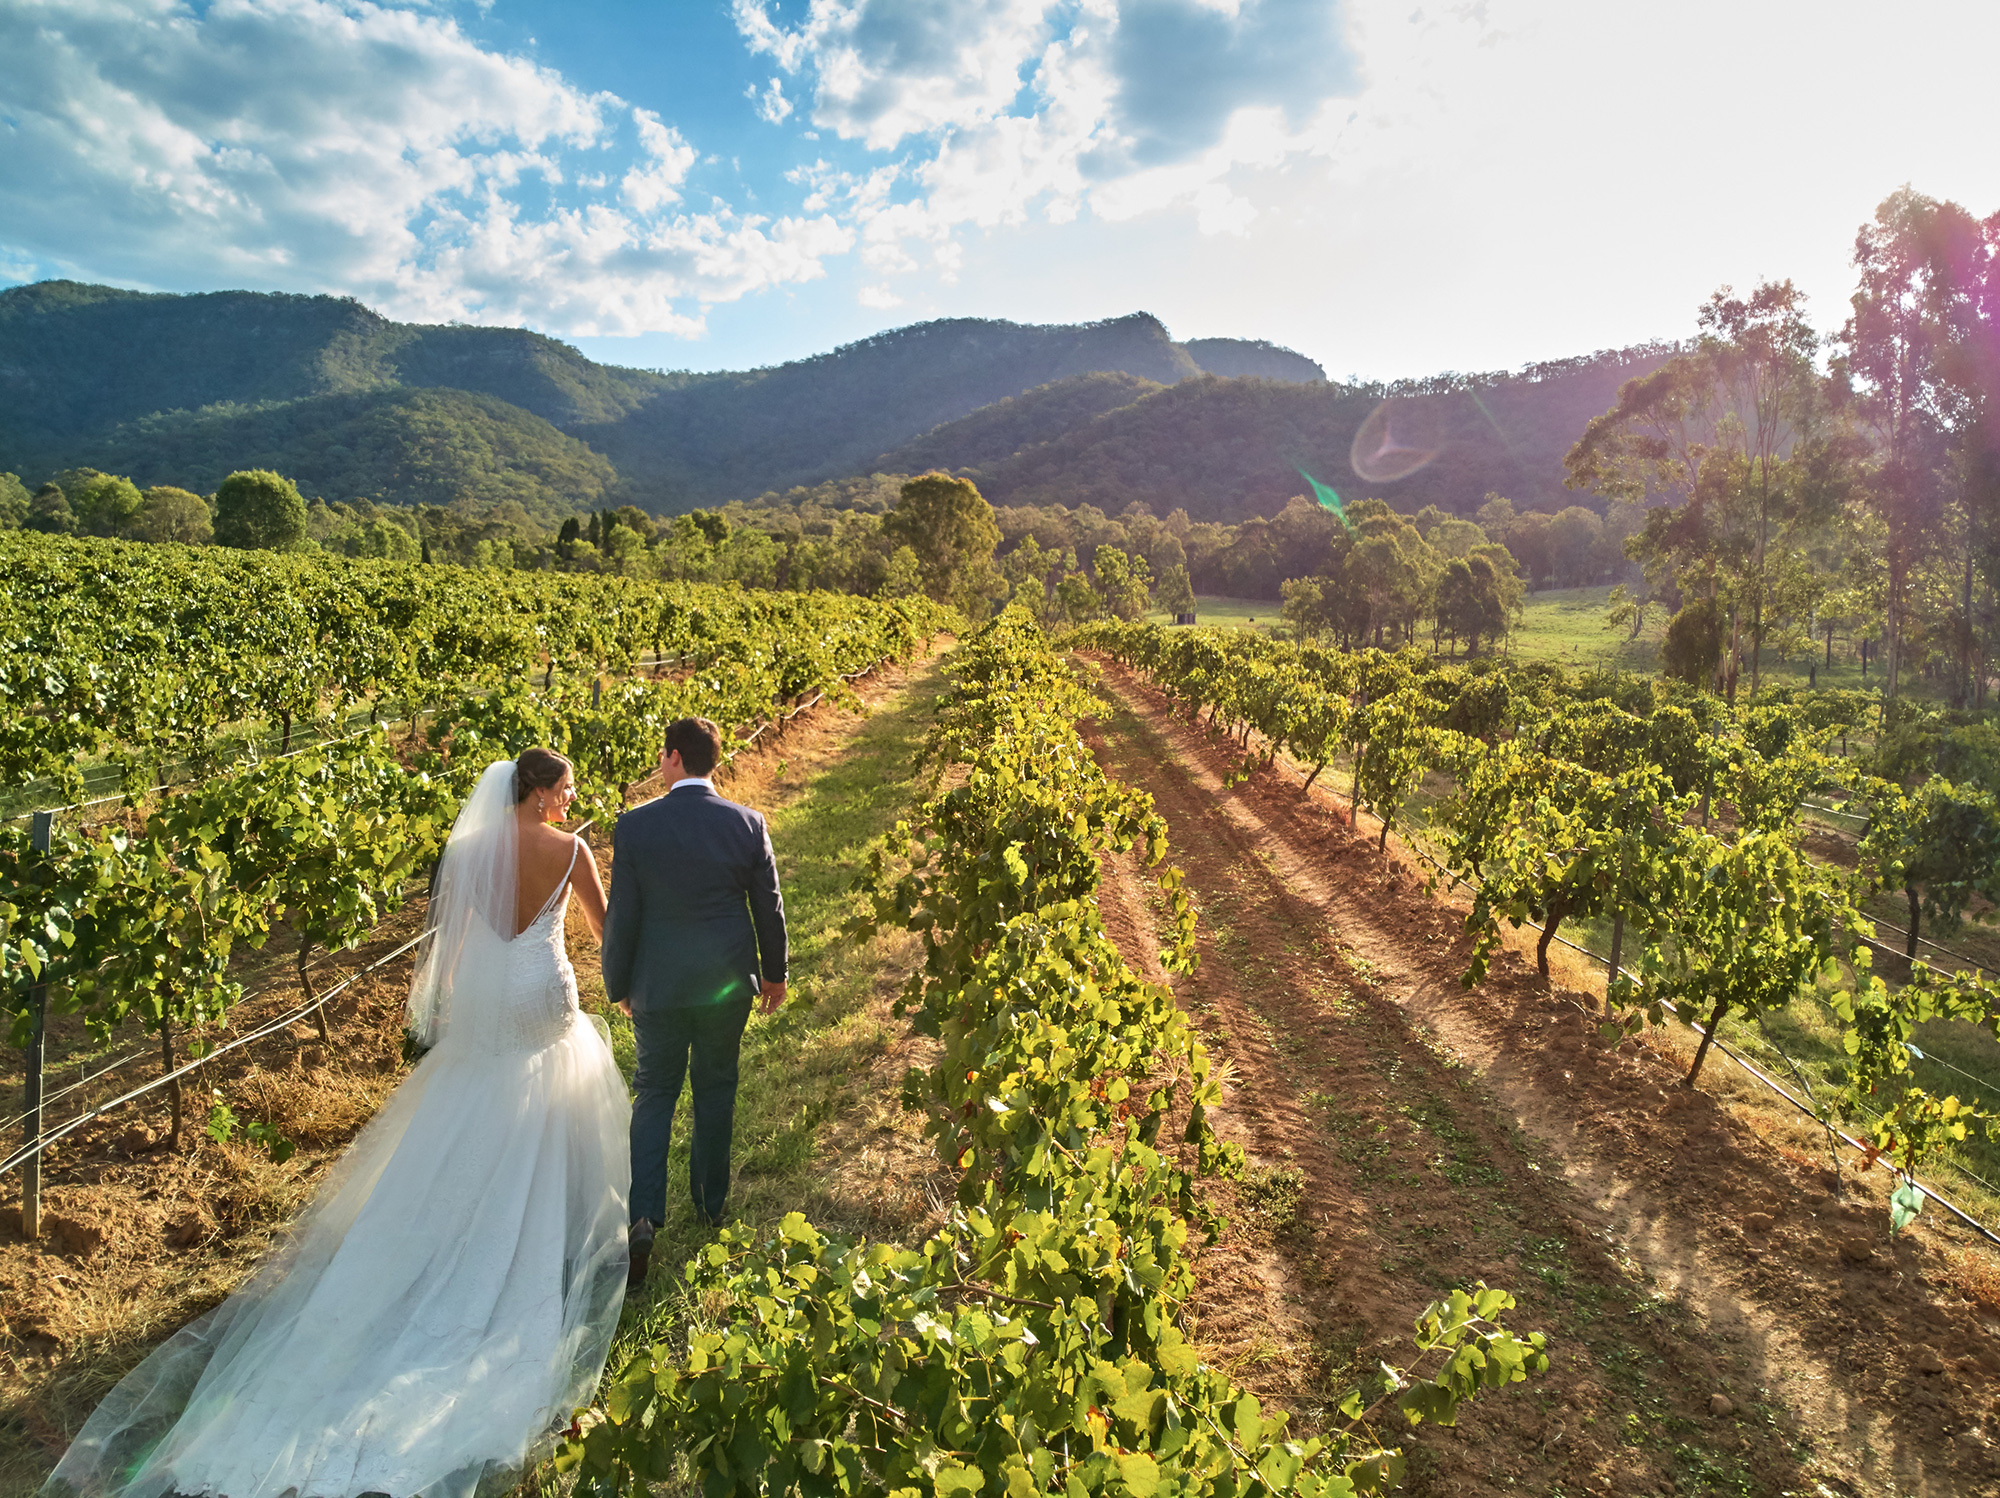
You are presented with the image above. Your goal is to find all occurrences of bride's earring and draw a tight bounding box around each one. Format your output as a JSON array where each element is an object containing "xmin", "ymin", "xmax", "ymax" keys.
[{"xmin": 537, "ymin": 793, "xmax": 547, "ymax": 817}]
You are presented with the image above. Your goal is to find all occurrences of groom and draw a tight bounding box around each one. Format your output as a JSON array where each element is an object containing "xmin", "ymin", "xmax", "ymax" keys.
[{"xmin": 603, "ymin": 716, "xmax": 787, "ymax": 1289}]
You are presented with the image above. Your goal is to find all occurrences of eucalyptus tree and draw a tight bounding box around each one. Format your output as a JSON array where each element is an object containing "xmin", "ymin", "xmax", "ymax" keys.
[{"xmin": 1840, "ymin": 187, "xmax": 1989, "ymax": 701}]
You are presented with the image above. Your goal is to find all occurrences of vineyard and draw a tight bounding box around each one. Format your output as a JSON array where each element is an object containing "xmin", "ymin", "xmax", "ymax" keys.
[
  {"xmin": 1073, "ymin": 619, "xmax": 2000, "ymax": 1209},
  {"xmin": 560, "ymin": 609, "xmax": 1545, "ymax": 1497},
  {"xmin": 6, "ymin": 536, "xmax": 2000, "ymax": 1496},
  {"xmin": 0, "ymin": 531, "xmax": 950, "ymax": 1213}
]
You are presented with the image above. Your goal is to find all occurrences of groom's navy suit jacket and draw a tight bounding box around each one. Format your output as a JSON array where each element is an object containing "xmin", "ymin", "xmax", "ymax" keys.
[{"xmin": 602, "ymin": 783, "xmax": 787, "ymax": 1012}]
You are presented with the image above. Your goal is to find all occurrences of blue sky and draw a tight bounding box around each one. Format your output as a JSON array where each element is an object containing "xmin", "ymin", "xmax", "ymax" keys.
[{"xmin": 3, "ymin": 1, "xmax": 1997, "ymax": 380}]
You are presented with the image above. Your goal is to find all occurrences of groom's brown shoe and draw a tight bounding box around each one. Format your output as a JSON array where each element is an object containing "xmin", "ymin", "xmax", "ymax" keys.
[{"xmin": 628, "ymin": 1218, "xmax": 656, "ymax": 1290}]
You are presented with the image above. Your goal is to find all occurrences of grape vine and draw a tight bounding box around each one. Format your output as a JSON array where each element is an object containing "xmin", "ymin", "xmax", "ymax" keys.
[
  {"xmin": 558, "ymin": 609, "xmax": 1546, "ymax": 1498},
  {"xmin": 1075, "ymin": 620, "xmax": 2000, "ymax": 1189}
]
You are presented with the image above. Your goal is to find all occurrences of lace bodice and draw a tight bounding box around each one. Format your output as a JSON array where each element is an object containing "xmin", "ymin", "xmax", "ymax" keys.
[{"xmin": 444, "ymin": 858, "xmax": 583, "ymax": 1056}]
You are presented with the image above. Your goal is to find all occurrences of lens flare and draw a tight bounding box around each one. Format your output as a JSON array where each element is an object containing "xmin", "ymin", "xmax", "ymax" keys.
[
  {"xmin": 1296, "ymin": 467, "xmax": 1355, "ymax": 535},
  {"xmin": 1349, "ymin": 397, "xmax": 1444, "ymax": 484}
]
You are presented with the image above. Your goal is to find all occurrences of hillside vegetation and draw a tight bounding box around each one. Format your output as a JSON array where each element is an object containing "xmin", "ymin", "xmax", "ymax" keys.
[
  {"xmin": 1178, "ymin": 335, "xmax": 1325, "ymax": 382},
  {"xmin": 974, "ymin": 350, "xmax": 1673, "ymax": 522},
  {"xmin": 2, "ymin": 281, "xmax": 1647, "ymax": 523},
  {"xmin": 0, "ymin": 281, "xmax": 669, "ymax": 443},
  {"xmin": 873, "ymin": 371, "xmax": 1165, "ymax": 475},
  {"xmin": 576, "ymin": 311, "xmax": 1204, "ymax": 504},
  {"xmin": 89, "ymin": 389, "xmax": 619, "ymax": 523}
]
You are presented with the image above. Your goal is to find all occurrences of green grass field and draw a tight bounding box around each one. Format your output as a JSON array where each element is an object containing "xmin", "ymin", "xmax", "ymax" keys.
[
  {"xmin": 1151, "ymin": 588, "xmax": 1885, "ymax": 694},
  {"xmin": 1143, "ymin": 595, "xmax": 1276, "ymax": 630},
  {"xmin": 1508, "ymin": 585, "xmax": 1881, "ymax": 691}
]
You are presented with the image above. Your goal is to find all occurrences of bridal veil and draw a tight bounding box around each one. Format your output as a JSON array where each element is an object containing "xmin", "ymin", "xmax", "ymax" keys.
[{"xmin": 47, "ymin": 760, "xmax": 632, "ymax": 1498}]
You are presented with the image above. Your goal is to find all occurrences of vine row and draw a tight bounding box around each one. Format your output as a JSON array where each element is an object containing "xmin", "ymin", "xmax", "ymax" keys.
[
  {"xmin": 1073, "ymin": 620, "xmax": 2000, "ymax": 1197},
  {"xmin": 558, "ymin": 608, "xmax": 1546, "ymax": 1498},
  {"xmin": 1, "ymin": 551, "xmax": 950, "ymax": 1142}
]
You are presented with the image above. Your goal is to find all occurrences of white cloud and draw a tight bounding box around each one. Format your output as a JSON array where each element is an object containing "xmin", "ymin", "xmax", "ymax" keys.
[
  {"xmin": 730, "ymin": 0, "xmax": 1363, "ymax": 288},
  {"xmin": 621, "ymin": 109, "xmax": 696, "ymax": 213},
  {"xmin": 737, "ymin": 0, "xmax": 1061, "ymax": 150},
  {"xmin": 747, "ymin": 76, "xmax": 794, "ymax": 125},
  {"xmin": 857, "ymin": 283, "xmax": 903, "ymax": 308},
  {"xmin": 0, "ymin": 0, "xmax": 851, "ymax": 335}
]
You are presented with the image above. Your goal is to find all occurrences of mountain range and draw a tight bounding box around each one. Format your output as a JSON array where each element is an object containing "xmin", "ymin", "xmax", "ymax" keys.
[{"xmin": 0, "ymin": 280, "xmax": 1665, "ymax": 524}]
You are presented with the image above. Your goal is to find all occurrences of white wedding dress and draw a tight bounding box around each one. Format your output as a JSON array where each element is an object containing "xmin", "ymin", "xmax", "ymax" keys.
[{"xmin": 48, "ymin": 764, "xmax": 632, "ymax": 1498}]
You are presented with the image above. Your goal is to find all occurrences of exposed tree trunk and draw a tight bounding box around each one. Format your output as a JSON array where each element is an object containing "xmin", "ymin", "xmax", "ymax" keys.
[
  {"xmin": 1686, "ymin": 994, "xmax": 1730, "ymax": 1088},
  {"xmin": 1725, "ymin": 607, "xmax": 1741, "ymax": 705},
  {"xmin": 1906, "ymin": 884, "xmax": 1922, "ymax": 961},
  {"xmin": 1534, "ymin": 902, "xmax": 1565, "ymax": 977},
  {"xmin": 1963, "ymin": 550, "xmax": 1977, "ymax": 709},
  {"xmin": 1303, "ymin": 761, "xmax": 1325, "ymax": 794}
]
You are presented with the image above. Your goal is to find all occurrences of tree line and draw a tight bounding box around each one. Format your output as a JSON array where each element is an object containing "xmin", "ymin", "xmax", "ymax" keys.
[{"xmin": 15, "ymin": 185, "xmax": 1996, "ymax": 710}]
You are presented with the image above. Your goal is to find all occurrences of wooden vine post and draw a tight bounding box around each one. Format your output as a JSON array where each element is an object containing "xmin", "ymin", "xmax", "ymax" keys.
[{"xmin": 21, "ymin": 810, "xmax": 53, "ymax": 1239}]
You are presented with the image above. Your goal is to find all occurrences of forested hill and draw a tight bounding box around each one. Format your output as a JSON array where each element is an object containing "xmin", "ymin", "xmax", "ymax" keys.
[
  {"xmin": 873, "ymin": 372, "xmax": 1166, "ymax": 476},
  {"xmin": 575, "ymin": 312, "xmax": 1203, "ymax": 502},
  {"xmin": 0, "ymin": 280, "xmax": 670, "ymax": 440},
  {"xmin": 1, "ymin": 279, "xmax": 1658, "ymax": 523},
  {"xmin": 961, "ymin": 349, "xmax": 1675, "ymax": 522},
  {"xmin": 1, "ymin": 285, "xmax": 1301, "ymax": 515}
]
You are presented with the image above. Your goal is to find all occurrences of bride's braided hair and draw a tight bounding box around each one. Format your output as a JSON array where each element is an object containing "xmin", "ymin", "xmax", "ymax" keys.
[{"xmin": 514, "ymin": 747, "xmax": 572, "ymax": 804}]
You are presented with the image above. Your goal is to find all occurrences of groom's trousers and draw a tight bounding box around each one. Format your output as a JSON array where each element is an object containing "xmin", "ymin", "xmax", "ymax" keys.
[{"xmin": 630, "ymin": 997, "xmax": 755, "ymax": 1225}]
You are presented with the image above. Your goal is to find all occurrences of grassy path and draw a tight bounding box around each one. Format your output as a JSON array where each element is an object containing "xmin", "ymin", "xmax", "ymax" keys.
[{"xmin": 568, "ymin": 650, "xmax": 953, "ymax": 1366}]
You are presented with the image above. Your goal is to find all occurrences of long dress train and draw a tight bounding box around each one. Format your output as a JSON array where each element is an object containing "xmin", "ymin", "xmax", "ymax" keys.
[{"xmin": 47, "ymin": 842, "xmax": 630, "ymax": 1498}]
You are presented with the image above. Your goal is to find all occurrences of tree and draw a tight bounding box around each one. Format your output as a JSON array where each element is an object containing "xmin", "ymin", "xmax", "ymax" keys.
[
  {"xmin": 1053, "ymin": 570, "xmax": 1101, "ymax": 624},
  {"xmin": 1842, "ymin": 189, "xmax": 1986, "ymax": 701},
  {"xmin": 1660, "ymin": 598, "xmax": 1724, "ymax": 688},
  {"xmin": 0, "ymin": 472, "xmax": 31, "ymax": 529},
  {"xmin": 1001, "ymin": 533, "xmax": 1060, "ymax": 613},
  {"xmin": 134, "ymin": 485, "xmax": 213, "ymax": 544},
  {"xmin": 1091, "ymin": 546, "xmax": 1151, "ymax": 620},
  {"xmin": 880, "ymin": 544, "xmax": 924, "ymax": 598},
  {"xmin": 25, "ymin": 483, "xmax": 76, "ymax": 534},
  {"xmin": 1544, "ymin": 506, "xmax": 1604, "ymax": 586},
  {"xmin": 1504, "ymin": 511, "xmax": 1554, "ymax": 587},
  {"xmin": 1859, "ymin": 776, "xmax": 2000, "ymax": 958},
  {"xmin": 1697, "ymin": 281, "xmax": 1822, "ymax": 693},
  {"xmin": 1328, "ymin": 503, "xmax": 1440, "ymax": 647},
  {"xmin": 1569, "ymin": 282, "xmax": 1837, "ymax": 700},
  {"xmin": 882, "ymin": 472, "xmax": 1002, "ymax": 613},
  {"xmin": 1156, "ymin": 562, "xmax": 1196, "ymax": 617},
  {"xmin": 358, "ymin": 517, "xmax": 419, "ymax": 561},
  {"xmin": 1435, "ymin": 550, "xmax": 1517, "ymax": 655},
  {"xmin": 213, "ymin": 469, "xmax": 308, "ymax": 550},
  {"xmin": 57, "ymin": 468, "xmax": 144, "ymax": 537},
  {"xmin": 1279, "ymin": 576, "xmax": 1324, "ymax": 641},
  {"xmin": 1425, "ymin": 516, "xmax": 1487, "ymax": 560}
]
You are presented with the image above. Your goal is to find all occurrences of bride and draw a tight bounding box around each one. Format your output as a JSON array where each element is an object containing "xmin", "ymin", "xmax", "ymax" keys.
[{"xmin": 48, "ymin": 750, "xmax": 632, "ymax": 1498}]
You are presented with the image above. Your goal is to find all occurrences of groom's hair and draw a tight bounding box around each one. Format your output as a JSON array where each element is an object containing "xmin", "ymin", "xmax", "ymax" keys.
[{"xmin": 664, "ymin": 717, "xmax": 723, "ymax": 777}]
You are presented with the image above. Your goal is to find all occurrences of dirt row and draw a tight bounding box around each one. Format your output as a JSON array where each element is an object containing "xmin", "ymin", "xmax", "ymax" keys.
[{"xmin": 1081, "ymin": 655, "xmax": 2000, "ymax": 1498}]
